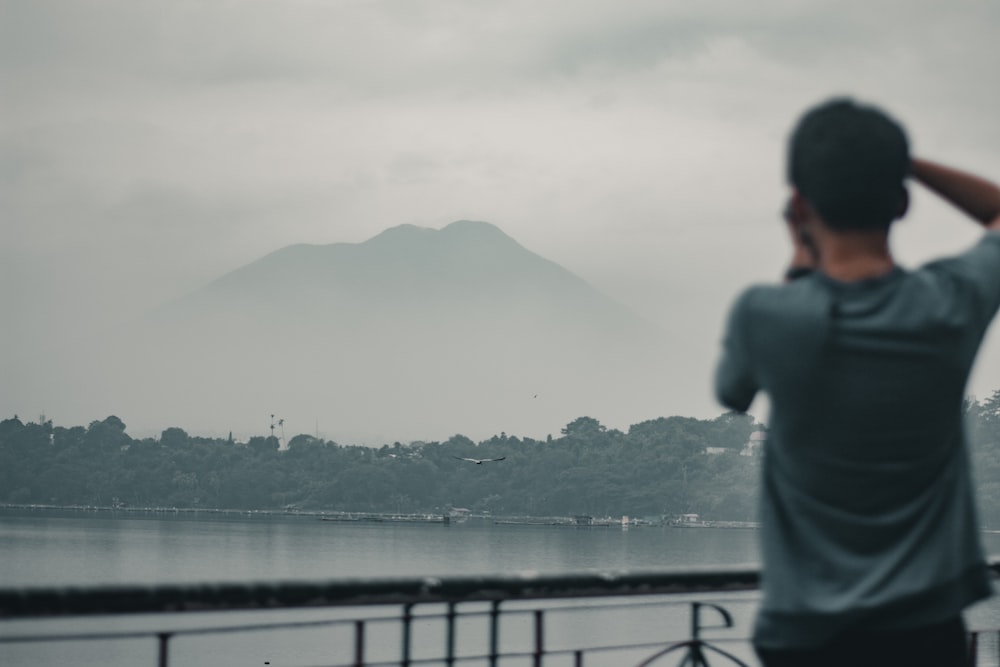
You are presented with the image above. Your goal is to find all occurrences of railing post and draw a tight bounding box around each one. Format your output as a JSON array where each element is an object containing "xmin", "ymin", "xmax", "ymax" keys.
[
  {"xmin": 354, "ymin": 620, "xmax": 365, "ymax": 667},
  {"xmin": 157, "ymin": 632, "xmax": 171, "ymax": 667},
  {"xmin": 691, "ymin": 601, "xmax": 704, "ymax": 642},
  {"xmin": 688, "ymin": 603, "xmax": 707, "ymax": 667},
  {"xmin": 401, "ymin": 603, "xmax": 413, "ymax": 667},
  {"xmin": 533, "ymin": 609, "xmax": 545, "ymax": 667},
  {"xmin": 446, "ymin": 601, "xmax": 456, "ymax": 666},
  {"xmin": 489, "ymin": 600, "xmax": 501, "ymax": 667}
]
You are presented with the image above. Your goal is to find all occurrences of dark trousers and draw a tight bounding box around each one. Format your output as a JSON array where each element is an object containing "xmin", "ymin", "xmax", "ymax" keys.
[{"xmin": 755, "ymin": 616, "xmax": 968, "ymax": 667}]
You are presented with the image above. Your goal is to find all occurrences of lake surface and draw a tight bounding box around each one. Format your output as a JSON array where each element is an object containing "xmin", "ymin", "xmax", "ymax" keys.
[
  {"xmin": 0, "ymin": 509, "xmax": 761, "ymax": 586},
  {"xmin": 3, "ymin": 509, "xmax": 1000, "ymax": 666}
]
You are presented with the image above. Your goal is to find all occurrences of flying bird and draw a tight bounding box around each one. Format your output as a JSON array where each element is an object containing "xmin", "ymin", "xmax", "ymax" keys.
[{"xmin": 453, "ymin": 456, "xmax": 506, "ymax": 465}]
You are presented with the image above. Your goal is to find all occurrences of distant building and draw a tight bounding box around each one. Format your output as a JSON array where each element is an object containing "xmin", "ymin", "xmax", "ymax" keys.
[{"xmin": 741, "ymin": 430, "xmax": 767, "ymax": 456}]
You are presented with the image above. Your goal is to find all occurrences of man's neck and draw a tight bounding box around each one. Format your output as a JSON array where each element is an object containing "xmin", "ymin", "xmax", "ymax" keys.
[{"xmin": 815, "ymin": 228, "xmax": 895, "ymax": 282}]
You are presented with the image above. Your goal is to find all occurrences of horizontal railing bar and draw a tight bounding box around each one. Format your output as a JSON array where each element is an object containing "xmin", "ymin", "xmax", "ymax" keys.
[
  {"xmin": 0, "ymin": 631, "xmax": 751, "ymax": 667},
  {"xmin": 491, "ymin": 595, "xmax": 758, "ymax": 616},
  {"xmin": 0, "ymin": 616, "xmax": 359, "ymax": 644},
  {"xmin": 16, "ymin": 555, "xmax": 998, "ymax": 621},
  {"xmin": 0, "ymin": 595, "xmax": 755, "ymax": 646},
  {"xmin": 293, "ymin": 639, "xmax": 722, "ymax": 667},
  {"xmin": 0, "ymin": 598, "xmax": 727, "ymax": 643},
  {"xmin": 0, "ymin": 566, "xmax": 761, "ymax": 619},
  {"xmin": 0, "ymin": 621, "xmax": 753, "ymax": 651}
]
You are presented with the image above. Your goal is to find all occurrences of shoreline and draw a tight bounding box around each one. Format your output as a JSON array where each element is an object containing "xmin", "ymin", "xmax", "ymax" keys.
[{"xmin": 0, "ymin": 504, "xmax": 762, "ymax": 529}]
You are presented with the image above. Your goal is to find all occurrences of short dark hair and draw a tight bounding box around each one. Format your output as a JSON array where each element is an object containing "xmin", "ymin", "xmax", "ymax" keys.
[{"xmin": 788, "ymin": 98, "xmax": 909, "ymax": 231}]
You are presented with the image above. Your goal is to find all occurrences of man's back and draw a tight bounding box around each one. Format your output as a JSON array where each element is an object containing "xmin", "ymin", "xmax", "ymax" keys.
[
  {"xmin": 719, "ymin": 233, "xmax": 1000, "ymax": 647},
  {"xmin": 713, "ymin": 97, "xmax": 1000, "ymax": 665}
]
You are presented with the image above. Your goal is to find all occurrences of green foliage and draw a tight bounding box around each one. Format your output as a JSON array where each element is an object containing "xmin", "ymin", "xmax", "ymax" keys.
[
  {"xmin": 561, "ymin": 417, "xmax": 606, "ymax": 438},
  {"xmin": 968, "ymin": 390, "xmax": 1000, "ymax": 528},
  {"xmin": 160, "ymin": 427, "xmax": 189, "ymax": 448},
  {"xmin": 4, "ymin": 397, "xmax": 996, "ymax": 522}
]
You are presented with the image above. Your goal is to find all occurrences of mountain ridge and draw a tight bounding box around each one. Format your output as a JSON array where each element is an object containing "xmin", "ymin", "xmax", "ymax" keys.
[
  {"xmin": 72, "ymin": 220, "xmax": 676, "ymax": 444},
  {"xmin": 163, "ymin": 219, "xmax": 659, "ymax": 335}
]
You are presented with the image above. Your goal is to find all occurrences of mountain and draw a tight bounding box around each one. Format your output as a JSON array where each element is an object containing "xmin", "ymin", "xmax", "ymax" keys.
[{"xmin": 77, "ymin": 221, "xmax": 677, "ymax": 443}]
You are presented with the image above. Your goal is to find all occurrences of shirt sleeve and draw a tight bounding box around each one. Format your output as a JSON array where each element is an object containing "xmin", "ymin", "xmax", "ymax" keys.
[
  {"xmin": 925, "ymin": 231, "xmax": 1000, "ymax": 330},
  {"xmin": 715, "ymin": 288, "xmax": 759, "ymax": 413}
]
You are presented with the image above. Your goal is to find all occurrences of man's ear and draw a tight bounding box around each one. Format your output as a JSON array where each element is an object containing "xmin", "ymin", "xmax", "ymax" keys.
[
  {"xmin": 896, "ymin": 186, "xmax": 910, "ymax": 220},
  {"xmin": 789, "ymin": 190, "xmax": 815, "ymax": 224}
]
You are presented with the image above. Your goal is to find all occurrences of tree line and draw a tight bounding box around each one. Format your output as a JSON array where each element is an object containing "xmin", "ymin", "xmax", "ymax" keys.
[{"xmin": 2, "ymin": 391, "xmax": 999, "ymax": 524}]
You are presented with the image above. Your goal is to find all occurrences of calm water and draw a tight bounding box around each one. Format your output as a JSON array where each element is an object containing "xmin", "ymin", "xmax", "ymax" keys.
[
  {"xmin": 0, "ymin": 510, "xmax": 760, "ymax": 586},
  {"xmin": 3, "ymin": 510, "xmax": 1000, "ymax": 666}
]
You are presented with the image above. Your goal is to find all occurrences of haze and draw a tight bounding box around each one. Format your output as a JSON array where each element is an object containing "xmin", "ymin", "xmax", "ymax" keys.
[{"xmin": 3, "ymin": 1, "xmax": 999, "ymax": 442}]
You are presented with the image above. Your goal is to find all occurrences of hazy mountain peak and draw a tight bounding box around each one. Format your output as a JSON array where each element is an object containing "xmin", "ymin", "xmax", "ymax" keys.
[
  {"xmin": 363, "ymin": 220, "xmax": 515, "ymax": 249},
  {"xmin": 103, "ymin": 219, "xmax": 673, "ymax": 444},
  {"xmin": 441, "ymin": 219, "xmax": 510, "ymax": 236}
]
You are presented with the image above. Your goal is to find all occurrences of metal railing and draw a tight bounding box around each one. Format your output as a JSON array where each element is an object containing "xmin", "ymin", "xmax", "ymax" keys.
[{"xmin": 1, "ymin": 565, "xmax": 999, "ymax": 666}]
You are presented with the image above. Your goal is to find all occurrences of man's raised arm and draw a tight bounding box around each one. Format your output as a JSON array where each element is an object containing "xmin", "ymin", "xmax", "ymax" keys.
[{"xmin": 911, "ymin": 158, "xmax": 1000, "ymax": 231}]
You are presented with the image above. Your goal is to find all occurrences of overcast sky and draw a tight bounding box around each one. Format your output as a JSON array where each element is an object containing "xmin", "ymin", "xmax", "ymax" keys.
[{"xmin": 3, "ymin": 0, "xmax": 1000, "ymax": 435}]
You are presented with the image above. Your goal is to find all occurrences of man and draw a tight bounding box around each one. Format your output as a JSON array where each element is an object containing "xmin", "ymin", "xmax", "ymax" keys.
[{"xmin": 715, "ymin": 97, "xmax": 1000, "ymax": 666}]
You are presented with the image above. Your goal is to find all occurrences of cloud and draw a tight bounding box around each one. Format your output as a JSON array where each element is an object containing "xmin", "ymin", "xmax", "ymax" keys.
[{"xmin": 0, "ymin": 2, "xmax": 914, "ymax": 95}]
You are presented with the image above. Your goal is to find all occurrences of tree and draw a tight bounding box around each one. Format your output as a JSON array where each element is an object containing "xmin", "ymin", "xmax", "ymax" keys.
[
  {"xmin": 85, "ymin": 416, "xmax": 132, "ymax": 452},
  {"xmin": 708, "ymin": 412, "xmax": 755, "ymax": 449},
  {"xmin": 561, "ymin": 417, "xmax": 605, "ymax": 438},
  {"xmin": 288, "ymin": 434, "xmax": 320, "ymax": 449},
  {"xmin": 0, "ymin": 416, "xmax": 25, "ymax": 442},
  {"xmin": 160, "ymin": 427, "xmax": 189, "ymax": 448},
  {"xmin": 2, "ymin": 421, "xmax": 51, "ymax": 454},
  {"xmin": 445, "ymin": 434, "xmax": 476, "ymax": 449},
  {"xmin": 982, "ymin": 390, "xmax": 1000, "ymax": 426},
  {"xmin": 247, "ymin": 436, "xmax": 280, "ymax": 453},
  {"xmin": 104, "ymin": 415, "xmax": 126, "ymax": 432}
]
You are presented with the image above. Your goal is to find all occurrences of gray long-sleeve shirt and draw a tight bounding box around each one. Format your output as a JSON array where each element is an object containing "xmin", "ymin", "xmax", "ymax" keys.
[{"xmin": 716, "ymin": 231, "xmax": 1000, "ymax": 649}]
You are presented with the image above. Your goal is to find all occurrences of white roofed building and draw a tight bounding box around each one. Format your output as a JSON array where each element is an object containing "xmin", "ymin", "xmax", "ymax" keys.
[{"xmin": 741, "ymin": 430, "xmax": 766, "ymax": 456}]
